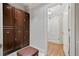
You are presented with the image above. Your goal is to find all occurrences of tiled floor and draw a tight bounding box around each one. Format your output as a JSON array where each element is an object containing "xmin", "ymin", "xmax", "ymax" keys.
[{"xmin": 48, "ymin": 42, "xmax": 64, "ymax": 56}]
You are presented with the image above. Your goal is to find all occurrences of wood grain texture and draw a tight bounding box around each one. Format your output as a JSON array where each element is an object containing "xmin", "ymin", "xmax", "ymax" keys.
[
  {"xmin": 3, "ymin": 3, "xmax": 29, "ymax": 56},
  {"xmin": 48, "ymin": 42, "xmax": 64, "ymax": 56}
]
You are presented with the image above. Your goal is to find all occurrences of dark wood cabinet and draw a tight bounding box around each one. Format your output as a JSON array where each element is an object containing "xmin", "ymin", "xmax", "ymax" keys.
[
  {"xmin": 15, "ymin": 9, "xmax": 25, "ymax": 49},
  {"xmin": 3, "ymin": 29, "xmax": 15, "ymax": 55},
  {"xmin": 15, "ymin": 30, "xmax": 24, "ymax": 49},
  {"xmin": 3, "ymin": 3, "xmax": 29, "ymax": 56},
  {"xmin": 3, "ymin": 3, "xmax": 14, "ymax": 27},
  {"xmin": 15, "ymin": 9, "xmax": 25, "ymax": 30},
  {"xmin": 23, "ymin": 13, "xmax": 29, "ymax": 47}
]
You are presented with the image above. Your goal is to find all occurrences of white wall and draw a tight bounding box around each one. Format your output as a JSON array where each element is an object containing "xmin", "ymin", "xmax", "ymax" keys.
[
  {"xmin": 30, "ymin": 5, "xmax": 48, "ymax": 55},
  {"xmin": 48, "ymin": 4, "xmax": 65, "ymax": 44},
  {"xmin": 48, "ymin": 15, "xmax": 63, "ymax": 44},
  {"xmin": 0, "ymin": 3, "xmax": 3, "ymax": 56},
  {"xmin": 48, "ymin": 16, "xmax": 59, "ymax": 41},
  {"xmin": 59, "ymin": 15, "xmax": 63, "ymax": 43},
  {"xmin": 75, "ymin": 3, "xmax": 79, "ymax": 56}
]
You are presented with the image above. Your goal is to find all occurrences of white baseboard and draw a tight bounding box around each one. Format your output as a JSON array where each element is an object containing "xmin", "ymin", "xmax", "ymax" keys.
[{"xmin": 48, "ymin": 39, "xmax": 63, "ymax": 44}]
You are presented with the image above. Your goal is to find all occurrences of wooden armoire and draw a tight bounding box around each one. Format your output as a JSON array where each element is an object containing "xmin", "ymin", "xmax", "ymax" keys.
[{"xmin": 3, "ymin": 3, "xmax": 29, "ymax": 56}]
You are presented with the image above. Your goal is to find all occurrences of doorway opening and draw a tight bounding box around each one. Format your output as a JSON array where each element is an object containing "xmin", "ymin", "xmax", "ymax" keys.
[{"xmin": 47, "ymin": 4, "xmax": 69, "ymax": 56}]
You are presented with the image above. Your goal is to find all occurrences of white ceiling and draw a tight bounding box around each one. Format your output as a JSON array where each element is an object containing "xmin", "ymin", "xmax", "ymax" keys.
[
  {"xmin": 10, "ymin": 3, "xmax": 60, "ymax": 10},
  {"xmin": 19, "ymin": 3, "xmax": 46, "ymax": 9},
  {"xmin": 19, "ymin": 3, "xmax": 64, "ymax": 14},
  {"xmin": 18, "ymin": 3, "xmax": 59, "ymax": 10},
  {"xmin": 9, "ymin": 3, "xmax": 49, "ymax": 13},
  {"xmin": 9, "ymin": 3, "xmax": 65, "ymax": 13}
]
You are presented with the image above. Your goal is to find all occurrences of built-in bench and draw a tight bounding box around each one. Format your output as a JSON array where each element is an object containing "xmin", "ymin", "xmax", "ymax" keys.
[{"xmin": 17, "ymin": 46, "xmax": 39, "ymax": 56}]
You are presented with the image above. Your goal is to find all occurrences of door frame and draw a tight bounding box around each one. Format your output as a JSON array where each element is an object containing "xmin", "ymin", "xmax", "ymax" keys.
[
  {"xmin": 69, "ymin": 3, "xmax": 75, "ymax": 56},
  {"xmin": 0, "ymin": 3, "xmax": 3, "ymax": 56}
]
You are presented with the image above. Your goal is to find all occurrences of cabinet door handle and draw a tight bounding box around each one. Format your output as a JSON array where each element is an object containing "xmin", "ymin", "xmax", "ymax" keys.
[
  {"xmin": 15, "ymin": 38, "xmax": 17, "ymax": 41},
  {"xmin": 6, "ymin": 31, "xmax": 10, "ymax": 34},
  {"xmin": 24, "ymin": 19, "xmax": 26, "ymax": 22},
  {"xmin": 18, "ymin": 30, "xmax": 21, "ymax": 33}
]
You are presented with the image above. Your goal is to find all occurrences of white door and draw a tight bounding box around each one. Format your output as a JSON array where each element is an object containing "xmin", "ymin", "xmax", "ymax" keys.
[{"xmin": 63, "ymin": 4, "xmax": 69, "ymax": 56}]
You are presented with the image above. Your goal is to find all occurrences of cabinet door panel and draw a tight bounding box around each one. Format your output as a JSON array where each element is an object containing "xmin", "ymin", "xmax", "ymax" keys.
[
  {"xmin": 15, "ymin": 9, "xmax": 25, "ymax": 49},
  {"xmin": 3, "ymin": 29, "xmax": 14, "ymax": 55},
  {"xmin": 23, "ymin": 13, "xmax": 29, "ymax": 47},
  {"xmin": 24, "ymin": 13, "xmax": 29, "ymax": 31},
  {"xmin": 15, "ymin": 9, "xmax": 25, "ymax": 30},
  {"xmin": 23, "ymin": 31, "xmax": 29, "ymax": 46},
  {"xmin": 3, "ymin": 3, "xmax": 14, "ymax": 26},
  {"xmin": 15, "ymin": 30, "xmax": 24, "ymax": 49}
]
